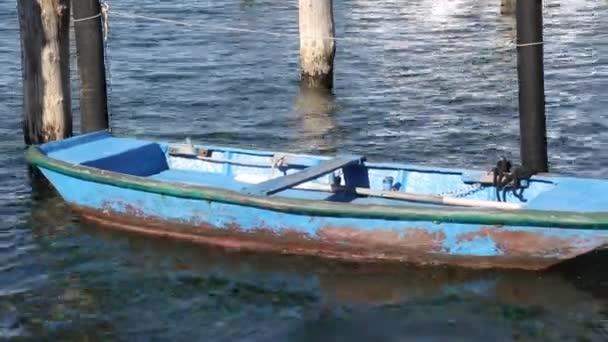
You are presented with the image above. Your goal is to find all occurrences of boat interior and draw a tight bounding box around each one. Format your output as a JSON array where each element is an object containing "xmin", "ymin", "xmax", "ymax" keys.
[{"xmin": 39, "ymin": 132, "xmax": 608, "ymax": 212}]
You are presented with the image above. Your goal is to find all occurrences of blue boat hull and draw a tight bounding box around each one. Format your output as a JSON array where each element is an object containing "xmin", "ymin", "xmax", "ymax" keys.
[
  {"xmin": 39, "ymin": 170, "xmax": 608, "ymax": 271},
  {"xmin": 27, "ymin": 132, "xmax": 608, "ymax": 270}
]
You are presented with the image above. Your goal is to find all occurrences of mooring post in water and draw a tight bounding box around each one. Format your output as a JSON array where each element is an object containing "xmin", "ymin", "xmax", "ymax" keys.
[
  {"xmin": 72, "ymin": 0, "xmax": 109, "ymax": 133},
  {"xmin": 298, "ymin": 0, "xmax": 336, "ymax": 90},
  {"xmin": 18, "ymin": 0, "xmax": 72, "ymax": 145},
  {"xmin": 501, "ymin": 0, "xmax": 516, "ymax": 15},
  {"xmin": 516, "ymin": 0, "xmax": 548, "ymax": 173}
]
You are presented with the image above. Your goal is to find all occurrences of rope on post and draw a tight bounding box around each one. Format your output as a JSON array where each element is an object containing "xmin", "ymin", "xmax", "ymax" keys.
[
  {"xmin": 516, "ymin": 41, "xmax": 543, "ymax": 47},
  {"xmin": 72, "ymin": 0, "xmax": 110, "ymax": 133},
  {"xmin": 72, "ymin": 12, "xmax": 102, "ymax": 22},
  {"xmin": 72, "ymin": 1, "xmax": 109, "ymax": 41},
  {"xmin": 100, "ymin": 2, "xmax": 112, "ymax": 130},
  {"xmin": 101, "ymin": 2, "xmax": 109, "ymax": 41}
]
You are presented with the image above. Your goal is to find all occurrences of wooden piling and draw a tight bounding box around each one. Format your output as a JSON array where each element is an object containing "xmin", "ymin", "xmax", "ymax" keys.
[
  {"xmin": 298, "ymin": 0, "xmax": 336, "ymax": 90},
  {"xmin": 516, "ymin": 0, "xmax": 548, "ymax": 173},
  {"xmin": 73, "ymin": 0, "xmax": 109, "ymax": 133},
  {"xmin": 501, "ymin": 0, "xmax": 516, "ymax": 15},
  {"xmin": 18, "ymin": 0, "xmax": 72, "ymax": 145}
]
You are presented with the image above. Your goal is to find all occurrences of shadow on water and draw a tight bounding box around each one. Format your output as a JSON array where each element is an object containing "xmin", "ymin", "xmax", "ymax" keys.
[
  {"xmin": 83, "ymin": 220, "xmax": 608, "ymax": 305},
  {"xmin": 76, "ymin": 219, "xmax": 608, "ymax": 341},
  {"xmin": 27, "ymin": 165, "xmax": 72, "ymax": 233}
]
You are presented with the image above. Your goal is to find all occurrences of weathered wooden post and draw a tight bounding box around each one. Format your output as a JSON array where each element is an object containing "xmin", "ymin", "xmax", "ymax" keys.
[
  {"xmin": 72, "ymin": 0, "xmax": 109, "ymax": 133},
  {"xmin": 501, "ymin": 0, "xmax": 516, "ymax": 15},
  {"xmin": 516, "ymin": 0, "xmax": 548, "ymax": 173},
  {"xmin": 298, "ymin": 0, "xmax": 336, "ymax": 90},
  {"xmin": 18, "ymin": 0, "xmax": 72, "ymax": 145}
]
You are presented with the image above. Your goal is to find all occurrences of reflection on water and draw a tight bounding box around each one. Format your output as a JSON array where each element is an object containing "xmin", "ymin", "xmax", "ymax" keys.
[{"xmin": 294, "ymin": 87, "xmax": 339, "ymax": 153}]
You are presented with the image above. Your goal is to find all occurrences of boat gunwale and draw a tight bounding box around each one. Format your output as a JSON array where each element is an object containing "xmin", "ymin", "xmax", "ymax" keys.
[{"xmin": 25, "ymin": 144, "xmax": 608, "ymax": 230}]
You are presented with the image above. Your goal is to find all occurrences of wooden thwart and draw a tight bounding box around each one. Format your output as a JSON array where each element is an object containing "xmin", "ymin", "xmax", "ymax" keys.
[
  {"xmin": 347, "ymin": 186, "xmax": 522, "ymax": 210},
  {"xmin": 238, "ymin": 174, "xmax": 522, "ymax": 210},
  {"xmin": 301, "ymin": 183, "xmax": 522, "ymax": 210},
  {"xmin": 246, "ymin": 156, "xmax": 364, "ymax": 196}
]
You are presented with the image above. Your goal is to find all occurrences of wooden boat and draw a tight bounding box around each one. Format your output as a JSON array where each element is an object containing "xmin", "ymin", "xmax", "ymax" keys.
[{"xmin": 26, "ymin": 131, "xmax": 608, "ymax": 270}]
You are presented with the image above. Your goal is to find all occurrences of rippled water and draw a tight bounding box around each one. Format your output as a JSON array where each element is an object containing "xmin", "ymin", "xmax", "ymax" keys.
[{"xmin": 1, "ymin": 0, "xmax": 608, "ymax": 340}]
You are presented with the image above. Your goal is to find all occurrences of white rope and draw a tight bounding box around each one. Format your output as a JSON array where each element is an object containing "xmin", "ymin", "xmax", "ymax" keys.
[
  {"xmin": 114, "ymin": 12, "xmax": 287, "ymax": 37},
  {"xmin": 70, "ymin": 2, "xmax": 113, "ymax": 129},
  {"xmin": 72, "ymin": 2, "xmax": 110, "ymax": 42},
  {"xmin": 112, "ymin": 10, "xmax": 372, "ymax": 43},
  {"xmin": 73, "ymin": 12, "xmax": 102, "ymax": 23},
  {"xmin": 102, "ymin": 1, "xmax": 112, "ymax": 130},
  {"xmin": 101, "ymin": 2, "xmax": 109, "ymax": 42},
  {"xmin": 516, "ymin": 41, "xmax": 544, "ymax": 47},
  {"xmin": 110, "ymin": 10, "xmax": 541, "ymax": 51}
]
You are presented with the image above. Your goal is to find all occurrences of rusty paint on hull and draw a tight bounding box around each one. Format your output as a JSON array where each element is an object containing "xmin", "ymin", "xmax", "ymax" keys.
[
  {"xmin": 456, "ymin": 227, "xmax": 603, "ymax": 260},
  {"xmin": 317, "ymin": 226, "xmax": 446, "ymax": 252},
  {"xmin": 68, "ymin": 203, "xmax": 585, "ymax": 271}
]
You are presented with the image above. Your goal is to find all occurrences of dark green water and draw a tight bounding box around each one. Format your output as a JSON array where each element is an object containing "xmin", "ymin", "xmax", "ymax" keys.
[{"xmin": 1, "ymin": 0, "xmax": 607, "ymax": 340}]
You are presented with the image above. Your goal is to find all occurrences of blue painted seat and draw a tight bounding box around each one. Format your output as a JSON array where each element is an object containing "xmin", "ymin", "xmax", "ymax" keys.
[
  {"xmin": 47, "ymin": 137, "xmax": 155, "ymax": 164},
  {"xmin": 46, "ymin": 136, "xmax": 170, "ymax": 177},
  {"xmin": 82, "ymin": 143, "xmax": 169, "ymax": 177},
  {"xmin": 148, "ymin": 169, "xmax": 247, "ymax": 192}
]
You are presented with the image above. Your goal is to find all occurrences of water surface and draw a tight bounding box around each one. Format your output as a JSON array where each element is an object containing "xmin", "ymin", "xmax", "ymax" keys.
[{"xmin": 1, "ymin": 0, "xmax": 607, "ymax": 340}]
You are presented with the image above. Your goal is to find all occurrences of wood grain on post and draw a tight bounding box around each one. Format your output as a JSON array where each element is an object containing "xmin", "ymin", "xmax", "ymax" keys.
[
  {"xmin": 298, "ymin": 0, "xmax": 335, "ymax": 90},
  {"xmin": 73, "ymin": 0, "xmax": 109, "ymax": 133},
  {"xmin": 18, "ymin": 0, "xmax": 72, "ymax": 145}
]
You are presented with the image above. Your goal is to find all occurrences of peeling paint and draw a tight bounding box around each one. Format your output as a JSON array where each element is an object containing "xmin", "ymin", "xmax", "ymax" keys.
[
  {"xmin": 455, "ymin": 227, "xmax": 600, "ymax": 258},
  {"xmin": 27, "ymin": 135, "xmax": 608, "ymax": 272},
  {"xmin": 68, "ymin": 203, "xmax": 606, "ymax": 271},
  {"xmin": 317, "ymin": 226, "xmax": 445, "ymax": 252}
]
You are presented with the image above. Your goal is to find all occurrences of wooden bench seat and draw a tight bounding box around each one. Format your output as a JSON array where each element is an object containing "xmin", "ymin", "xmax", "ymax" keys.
[{"xmin": 246, "ymin": 155, "xmax": 365, "ymax": 196}]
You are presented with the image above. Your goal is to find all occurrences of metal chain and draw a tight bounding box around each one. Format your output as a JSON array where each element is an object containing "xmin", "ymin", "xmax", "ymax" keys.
[{"xmin": 436, "ymin": 183, "xmax": 484, "ymax": 198}]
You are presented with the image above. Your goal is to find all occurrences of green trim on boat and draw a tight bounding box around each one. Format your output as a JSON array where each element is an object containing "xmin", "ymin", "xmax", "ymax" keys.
[{"xmin": 25, "ymin": 146, "xmax": 608, "ymax": 229}]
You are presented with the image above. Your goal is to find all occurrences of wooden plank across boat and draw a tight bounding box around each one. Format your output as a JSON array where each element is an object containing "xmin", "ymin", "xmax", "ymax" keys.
[{"xmin": 26, "ymin": 131, "xmax": 608, "ymax": 270}]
